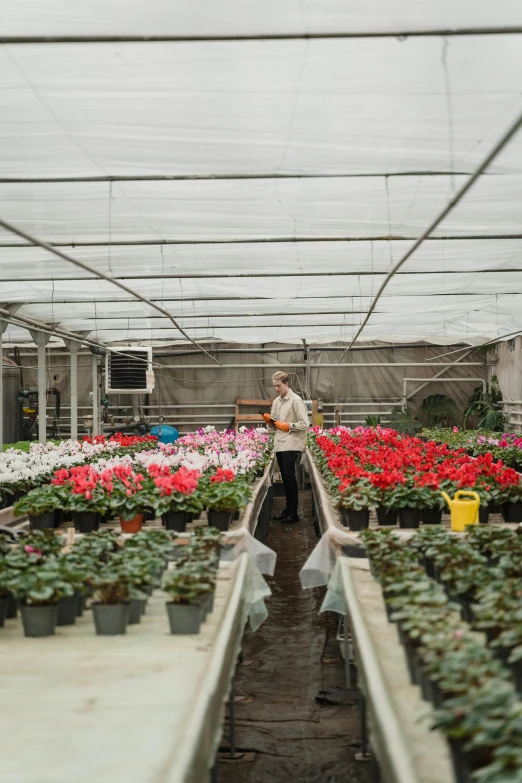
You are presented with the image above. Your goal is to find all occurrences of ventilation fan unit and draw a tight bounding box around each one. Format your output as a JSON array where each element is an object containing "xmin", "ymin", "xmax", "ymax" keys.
[{"xmin": 105, "ymin": 348, "xmax": 154, "ymax": 394}]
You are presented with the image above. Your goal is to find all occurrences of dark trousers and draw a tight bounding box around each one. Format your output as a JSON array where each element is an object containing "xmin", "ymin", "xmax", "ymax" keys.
[{"xmin": 276, "ymin": 450, "xmax": 300, "ymax": 517}]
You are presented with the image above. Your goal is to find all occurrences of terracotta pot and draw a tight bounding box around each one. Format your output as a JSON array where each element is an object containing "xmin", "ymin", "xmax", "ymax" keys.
[{"xmin": 119, "ymin": 513, "xmax": 144, "ymax": 534}]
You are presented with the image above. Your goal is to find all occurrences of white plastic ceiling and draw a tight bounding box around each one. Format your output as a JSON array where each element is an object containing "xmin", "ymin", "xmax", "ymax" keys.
[{"xmin": 1, "ymin": 1, "xmax": 522, "ymax": 348}]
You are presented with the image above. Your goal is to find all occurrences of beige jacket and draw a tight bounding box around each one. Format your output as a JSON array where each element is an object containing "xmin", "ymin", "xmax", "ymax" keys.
[{"xmin": 271, "ymin": 388, "xmax": 309, "ymax": 452}]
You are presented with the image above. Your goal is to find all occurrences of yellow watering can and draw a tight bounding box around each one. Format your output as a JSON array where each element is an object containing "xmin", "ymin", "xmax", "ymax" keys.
[{"xmin": 441, "ymin": 490, "xmax": 480, "ymax": 532}]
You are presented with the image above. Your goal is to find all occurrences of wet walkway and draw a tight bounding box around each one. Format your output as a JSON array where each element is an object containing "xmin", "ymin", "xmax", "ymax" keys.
[{"xmin": 218, "ymin": 490, "xmax": 371, "ymax": 783}]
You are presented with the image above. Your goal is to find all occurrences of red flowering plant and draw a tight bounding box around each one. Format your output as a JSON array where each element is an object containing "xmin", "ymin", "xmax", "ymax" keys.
[
  {"xmin": 204, "ymin": 468, "xmax": 252, "ymax": 512},
  {"xmin": 309, "ymin": 425, "xmax": 522, "ymax": 513},
  {"xmin": 148, "ymin": 465, "xmax": 203, "ymax": 516},
  {"xmin": 50, "ymin": 465, "xmax": 110, "ymax": 514},
  {"xmin": 49, "ymin": 464, "xmax": 156, "ymax": 520}
]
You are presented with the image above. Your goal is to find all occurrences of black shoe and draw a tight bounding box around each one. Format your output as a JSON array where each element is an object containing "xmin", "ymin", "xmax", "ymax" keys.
[
  {"xmin": 274, "ymin": 508, "xmax": 289, "ymax": 521},
  {"xmin": 284, "ymin": 514, "xmax": 300, "ymax": 524}
]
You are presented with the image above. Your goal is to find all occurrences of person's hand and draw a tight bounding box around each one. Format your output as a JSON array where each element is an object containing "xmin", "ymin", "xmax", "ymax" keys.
[
  {"xmin": 262, "ymin": 413, "xmax": 272, "ymax": 425},
  {"xmin": 274, "ymin": 420, "xmax": 290, "ymax": 432}
]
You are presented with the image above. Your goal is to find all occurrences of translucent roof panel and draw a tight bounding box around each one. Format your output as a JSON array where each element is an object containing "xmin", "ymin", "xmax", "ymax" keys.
[
  {"xmin": 0, "ymin": 4, "xmax": 522, "ymax": 348},
  {"xmin": 1, "ymin": 0, "xmax": 521, "ymax": 37}
]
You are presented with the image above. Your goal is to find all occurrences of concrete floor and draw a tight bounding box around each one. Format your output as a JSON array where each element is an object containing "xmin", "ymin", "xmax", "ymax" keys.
[{"xmin": 218, "ymin": 490, "xmax": 371, "ymax": 783}]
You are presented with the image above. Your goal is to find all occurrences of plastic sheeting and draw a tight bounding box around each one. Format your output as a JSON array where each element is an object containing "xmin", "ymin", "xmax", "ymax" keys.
[
  {"xmin": 1, "ymin": 6, "xmax": 522, "ymax": 347},
  {"xmin": 2, "ymin": 1, "xmax": 522, "ymax": 37}
]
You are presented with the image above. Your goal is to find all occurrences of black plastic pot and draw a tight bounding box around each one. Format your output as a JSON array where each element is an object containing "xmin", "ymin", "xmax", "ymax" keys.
[
  {"xmin": 162, "ymin": 511, "xmax": 189, "ymax": 532},
  {"xmin": 201, "ymin": 591, "xmax": 215, "ymax": 618},
  {"xmin": 75, "ymin": 592, "xmax": 85, "ymax": 618},
  {"xmin": 92, "ymin": 603, "xmax": 129, "ymax": 635},
  {"xmin": 73, "ymin": 512, "xmax": 100, "ymax": 534},
  {"xmin": 458, "ymin": 595, "xmax": 474, "ymax": 624},
  {"xmin": 341, "ymin": 508, "xmax": 370, "ymax": 531},
  {"xmin": 207, "ymin": 510, "xmax": 234, "ymax": 531},
  {"xmin": 20, "ymin": 604, "xmax": 58, "ymax": 637},
  {"xmin": 128, "ymin": 598, "xmax": 146, "ymax": 625},
  {"xmin": 399, "ymin": 634, "xmax": 420, "ymax": 686},
  {"xmin": 376, "ymin": 507, "xmax": 398, "ymax": 526},
  {"xmin": 0, "ymin": 597, "xmax": 7, "ymax": 627},
  {"xmin": 166, "ymin": 602, "xmax": 203, "ymax": 634},
  {"xmin": 510, "ymin": 659, "xmax": 522, "ymax": 694},
  {"xmin": 28, "ymin": 511, "xmax": 55, "ymax": 531},
  {"xmin": 423, "ymin": 555, "xmax": 436, "ymax": 579},
  {"xmin": 503, "ymin": 502, "xmax": 522, "ymax": 523},
  {"xmin": 448, "ymin": 739, "xmax": 494, "ymax": 783},
  {"xmin": 479, "ymin": 505, "xmax": 490, "ymax": 524},
  {"xmin": 57, "ymin": 595, "xmax": 77, "ymax": 626},
  {"xmin": 6, "ymin": 593, "xmax": 18, "ymax": 619},
  {"xmin": 53, "ymin": 508, "xmax": 73, "ymax": 528},
  {"xmin": 398, "ymin": 508, "xmax": 421, "ymax": 529},
  {"xmin": 421, "ymin": 508, "xmax": 442, "ymax": 525}
]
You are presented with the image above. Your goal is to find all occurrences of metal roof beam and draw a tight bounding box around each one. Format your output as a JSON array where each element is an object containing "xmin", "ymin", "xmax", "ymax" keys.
[
  {"xmin": 2, "ymin": 234, "xmax": 522, "ymax": 248},
  {"xmin": 2, "ymin": 27, "xmax": 522, "ymax": 43},
  {"xmin": 3, "ymin": 267, "xmax": 522, "ymax": 283}
]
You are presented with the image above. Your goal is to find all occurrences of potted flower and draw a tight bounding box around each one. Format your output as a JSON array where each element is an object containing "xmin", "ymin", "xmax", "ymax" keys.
[
  {"xmin": 0, "ymin": 563, "xmax": 13, "ymax": 627},
  {"xmin": 108, "ymin": 467, "xmax": 151, "ymax": 533},
  {"xmin": 382, "ymin": 483, "xmax": 437, "ymax": 529},
  {"xmin": 13, "ymin": 484, "xmax": 64, "ymax": 531},
  {"xmin": 90, "ymin": 563, "xmax": 131, "ymax": 635},
  {"xmin": 8, "ymin": 558, "xmax": 75, "ymax": 637},
  {"xmin": 117, "ymin": 552, "xmax": 160, "ymax": 624},
  {"xmin": 335, "ymin": 479, "xmax": 380, "ymax": 531},
  {"xmin": 204, "ymin": 469, "xmax": 252, "ymax": 531},
  {"xmin": 56, "ymin": 554, "xmax": 94, "ymax": 625},
  {"xmin": 51, "ymin": 466, "xmax": 106, "ymax": 533},
  {"xmin": 499, "ymin": 477, "xmax": 522, "ymax": 523},
  {"xmin": 150, "ymin": 466, "xmax": 202, "ymax": 532},
  {"xmin": 162, "ymin": 564, "xmax": 213, "ymax": 634}
]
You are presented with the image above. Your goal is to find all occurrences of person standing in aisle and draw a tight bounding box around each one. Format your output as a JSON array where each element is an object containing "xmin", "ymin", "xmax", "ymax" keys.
[{"xmin": 263, "ymin": 371, "xmax": 309, "ymax": 523}]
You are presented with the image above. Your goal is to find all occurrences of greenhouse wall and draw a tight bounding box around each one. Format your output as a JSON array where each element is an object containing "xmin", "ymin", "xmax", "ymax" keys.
[{"xmin": 6, "ymin": 342, "xmax": 487, "ymax": 434}]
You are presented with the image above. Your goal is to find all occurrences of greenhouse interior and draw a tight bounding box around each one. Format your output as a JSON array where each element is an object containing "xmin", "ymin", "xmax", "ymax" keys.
[{"xmin": 2, "ymin": 3, "xmax": 522, "ymax": 782}]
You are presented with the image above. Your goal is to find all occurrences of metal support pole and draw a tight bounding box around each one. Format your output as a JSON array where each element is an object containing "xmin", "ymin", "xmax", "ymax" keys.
[
  {"xmin": 344, "ymin": 615, "xmax": 354, "ymax": 688},
  {"xmin": 92, "ymin": 354, "xmax": 100, "ymax": 436},
  {"xmin": 0, "ymin": 325, "xmax": 5, "ymax": 449},
  {"xmin": 355, "ymin": 692, "xmax": 373, "ymax": 763},
  {"xmin": 228, "ymin": 678, "xmax": 236, "ymax": 757},
  {"xmin": 64, "ymin": 332, "xmax": 90, "ymax": 441},
  {"xmin": 29, "ymin": 329, "xmax": 51, "ymax": 444}
]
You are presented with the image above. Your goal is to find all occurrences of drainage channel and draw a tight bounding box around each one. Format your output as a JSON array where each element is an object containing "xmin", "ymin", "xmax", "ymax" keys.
[{"xmin": 218, "ymin": 489, "xmax": 372, "ymax": 783}]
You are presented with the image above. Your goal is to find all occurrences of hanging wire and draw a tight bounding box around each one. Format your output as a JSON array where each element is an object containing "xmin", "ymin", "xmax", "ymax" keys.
[{"xmin": 108, "ymin": 180, "xmax": 114, "ymax": 276}]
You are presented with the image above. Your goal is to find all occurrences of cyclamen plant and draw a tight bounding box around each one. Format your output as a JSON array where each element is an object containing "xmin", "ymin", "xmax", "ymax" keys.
[
  {"xmin": 148, "ymin": 465, "xmax": 202, "ymax": 516},
  {"xmin": 310, "ymin": 426, "xmax": 521, "ymax": 511}
]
